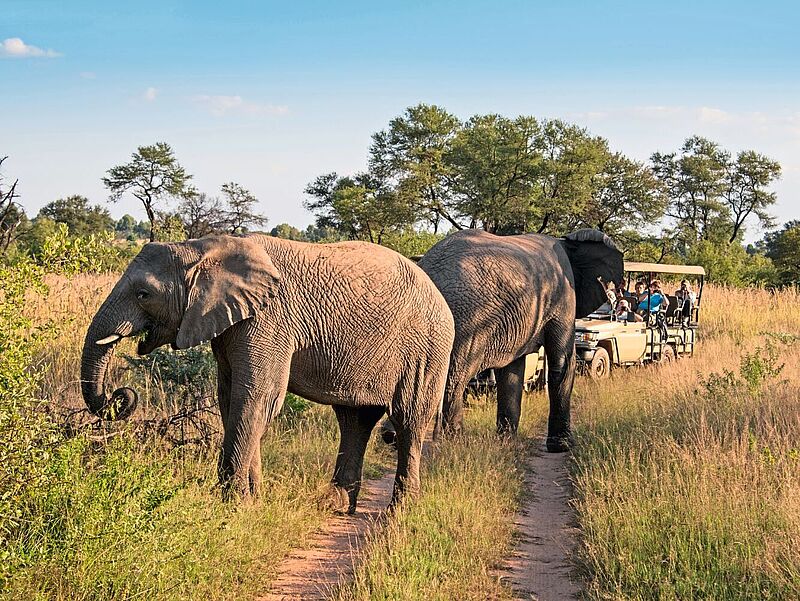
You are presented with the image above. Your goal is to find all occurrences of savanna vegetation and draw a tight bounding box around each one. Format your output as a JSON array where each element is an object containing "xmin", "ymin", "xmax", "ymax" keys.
[{"xmin": 1, "ymin": 103, "xmax": 798, "ymax": 599}]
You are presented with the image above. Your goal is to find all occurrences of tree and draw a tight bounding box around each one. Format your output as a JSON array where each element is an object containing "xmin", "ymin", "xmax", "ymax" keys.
[
  {"xmin": 651, "ymin": 136, "xmax": 730, "ymax": 249},
  {"xmin": 530, "ymin": 119, "xmax": 609, "ymax": 234},
  {"xmin": 722, "ymin": 150, "xmax": 780, "ymax": 243},
  {"xmin": 37, "ymin": 195, "xmax": 114, "ymax": 236},
  {"xmin": 102, "ymin": 142, "xmax": 192, "ymax": 241},
  {"xmin": 762, "ymin": 221, "xmax": 800, "ymax": 285},
  {"xmin": 446, "ymin": 114, "xmax": 541, "ymax": 233},
  {"xmin": 0, "ymin": 156, "xmax": 25, "ymax": 254},
  {"xmin": 177, "ymin": 191, "xmax": 224, "ymax": 239},
  {"xmin": 219, "ymin": 182, "xmax": 268, "ymax": 234},
  {"xmin": 270, "ymin": 223, "xmax": 308, "ymax": 241},
  {"xmin": 582, "ymin": 152, "xmax": 666, "ymax": 236},
  {"xmin": 303, "ymin": 172, "xmax": 415, "ymax": 243},
  {"xmin": 368, "ymin": 103, "xmax": 462, "ymax": 231}
]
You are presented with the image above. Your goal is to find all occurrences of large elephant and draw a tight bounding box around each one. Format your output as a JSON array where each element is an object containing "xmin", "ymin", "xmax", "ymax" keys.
[
  {"xmin": 81, "ymin": 234, "xmax": 454, "ymax": 512},
  {"xmin": 416, "ymin": 228, "xmax": 623, "ymax": 452}
]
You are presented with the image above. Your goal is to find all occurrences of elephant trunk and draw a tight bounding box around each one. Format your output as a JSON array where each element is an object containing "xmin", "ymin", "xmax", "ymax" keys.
[{"xmin": 80, "ymin": 302, "xmax": 139, "ymax": 421}]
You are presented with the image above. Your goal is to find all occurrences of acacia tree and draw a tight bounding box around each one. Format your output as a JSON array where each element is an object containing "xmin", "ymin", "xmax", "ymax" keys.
[
  {"xmin": 219, "ymin": 182, "xmax": 268, "ymax": 234},
  {"xmin": 102, "ymin": 142, "xmax": 192, "ymax": 241}
]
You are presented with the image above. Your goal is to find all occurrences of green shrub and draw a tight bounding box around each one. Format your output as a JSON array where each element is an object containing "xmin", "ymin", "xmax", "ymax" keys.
[
  {"xmin": 0, "ymin": 260, "xmax": 61, "ymax": 577},
  {"xmin": 123, "ymin": 345, "xmax": 217, "ymax": 412},
  {"xmin": 34, "ymin": 223, "xmax": 134, "ymax": 274}
]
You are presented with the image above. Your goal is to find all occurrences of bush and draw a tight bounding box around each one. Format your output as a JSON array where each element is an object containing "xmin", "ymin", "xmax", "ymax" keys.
[
  {"xmin": 123, "ymin": 345, "xmax": 217, "ymax": 413},
  {"xmin": 34, "ymin": 223, "xmax": 134, "ymax": 274},
  {"xmin": 0, "ymin": 260, "xmax": 61, "ymax": 577}
]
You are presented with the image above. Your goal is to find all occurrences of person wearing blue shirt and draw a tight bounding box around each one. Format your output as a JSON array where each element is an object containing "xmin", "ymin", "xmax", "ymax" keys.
[{"xmin": 637, "ymin": 279, "xmax": 668, "ymax": 313}]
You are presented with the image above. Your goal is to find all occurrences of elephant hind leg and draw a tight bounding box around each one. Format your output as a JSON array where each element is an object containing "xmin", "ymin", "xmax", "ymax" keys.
[
  {"xmin": 389, "ymin": 362, "xmax": 444, "ymax": 508},
  {"xmin": 437, "ymin": 372, "xmax": 470, "ymax": 438},
  {"xmin": 331, "ymin": 404, "xmax": 386, "ymax": 514},
  {"xmin": 390, "ymin": 423, "xmax": 424, "ymax": 508},
  {"xmin": 495, "ymin": 355, "xmax": 527, "ymax": 435}
]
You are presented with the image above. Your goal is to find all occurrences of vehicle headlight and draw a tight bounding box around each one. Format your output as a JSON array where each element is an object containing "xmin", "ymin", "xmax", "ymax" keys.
[{"xmin": 575, "ymin": 331, "xmax": 599, "ymax": 343}]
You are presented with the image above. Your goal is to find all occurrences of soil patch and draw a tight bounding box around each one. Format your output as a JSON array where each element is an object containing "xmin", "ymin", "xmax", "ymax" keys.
[
  {"xmin": 503, "ymin": 441, "xmax": 581, "ymax": 601},
  {"xmin": 258, "ymin": 472, "xmax": 395, "ymax": 601}
]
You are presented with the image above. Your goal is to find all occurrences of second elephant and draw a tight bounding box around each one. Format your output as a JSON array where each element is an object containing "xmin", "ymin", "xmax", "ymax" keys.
[{"xmin": 417, "ymin": 228, "xmax": 623, "ymax": 451}]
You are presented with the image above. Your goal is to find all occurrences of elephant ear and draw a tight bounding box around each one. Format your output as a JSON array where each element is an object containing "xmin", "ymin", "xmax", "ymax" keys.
[
  {"xmin": 560, "ymin": 229, "xmax": 624, "ymax": 318},
  {"xmin": 175, "ymin": 236, "xmax": 281, "ymax": 349}
]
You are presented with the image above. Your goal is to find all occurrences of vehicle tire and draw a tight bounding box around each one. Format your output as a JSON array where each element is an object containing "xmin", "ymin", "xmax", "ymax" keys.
[
  {"xmin": 656, "ymin": 344, "xmax": 676, "ymax": 364},
  {"xmin": 588, "ymin": 347, "xmax": 611, "ymax": 380}
]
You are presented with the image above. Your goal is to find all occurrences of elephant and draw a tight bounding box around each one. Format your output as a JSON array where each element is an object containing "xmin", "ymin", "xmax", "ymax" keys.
[
  {"xmin": 384, "ymin": 228, "xmax": 623, "ymax": 452},
  {"xmin": 80, "ymin": 234, "xmax": 454, "ymax": 512}
]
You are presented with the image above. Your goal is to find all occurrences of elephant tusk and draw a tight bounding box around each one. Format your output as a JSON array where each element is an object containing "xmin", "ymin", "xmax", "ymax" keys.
[{"xmin": 96, "ymin": 333, "xmax": 123, "ymax": 345}]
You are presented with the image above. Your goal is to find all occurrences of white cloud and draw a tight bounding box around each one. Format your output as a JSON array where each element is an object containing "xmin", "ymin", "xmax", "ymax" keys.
[
  {"xmin": 697, "ymin": 106, "xmax": 732, "ymax": 124},
  {"xmin": 632, "ymin": 105, "xmax": 684, "ymax": 119},
  {"xmin": 0, "ymin": 37, "xmax": 61, "ymax": 58},
  {"xmin": 192, "ymin": 95, "xmax": 289, "ymax": 117},
  {"xmin": 143, "ymin": 87, "xmax": 158, "ymax": 101},
  {"xmin": 79, "ymin": 71, "xmax": 96, "ymax": 79}
]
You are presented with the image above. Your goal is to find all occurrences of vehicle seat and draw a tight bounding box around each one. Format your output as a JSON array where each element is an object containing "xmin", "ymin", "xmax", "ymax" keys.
[{"xmin": 665, "ymin": 295, "xmax": 679, "ymax": 325}]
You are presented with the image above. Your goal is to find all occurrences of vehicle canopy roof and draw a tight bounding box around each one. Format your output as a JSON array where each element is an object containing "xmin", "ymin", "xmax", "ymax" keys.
[{"xmin": 624, "ymin": 261, "xmax": 705, "ymax": 276}]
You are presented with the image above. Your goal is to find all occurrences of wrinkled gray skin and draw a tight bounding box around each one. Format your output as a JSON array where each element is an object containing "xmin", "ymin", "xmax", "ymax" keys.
[
  {"xmin": 386, "ymin": 229, "xmax": 623, "ymax": 452},
  {"xmin": 81, "ymin": 234, "xmax": 454, "ymax": 512}
]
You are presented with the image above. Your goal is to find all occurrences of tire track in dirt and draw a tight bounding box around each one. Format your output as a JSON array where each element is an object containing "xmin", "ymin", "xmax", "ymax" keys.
[
  {"xmin": 503, "ymin": 441, "xmax": 581, "ymax": 601},
  {"xmin": 257, "ymin": 471, "xmax": 395, "ymax": 601}
]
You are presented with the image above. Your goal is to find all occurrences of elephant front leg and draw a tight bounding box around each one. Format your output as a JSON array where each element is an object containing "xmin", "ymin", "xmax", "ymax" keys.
[
  {"xmin": 544, "ymin": 321, "xmax": 577, "ymax": 453},
  {"xmin": 217, "ymin": 361, "xmax": 289, "ymax": 500},
  {"xmin": 495, "ymin": 355, "xmax": 526, "ymax": 435},
  {"xmin": 329, "ymin": 405, "xmax": 385, "ymax": 514}
]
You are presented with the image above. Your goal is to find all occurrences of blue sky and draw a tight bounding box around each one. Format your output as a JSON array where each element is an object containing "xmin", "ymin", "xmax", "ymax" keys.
[{"xmin": 3, "ymin": 0, "xmax": 798, "ymax": 241}]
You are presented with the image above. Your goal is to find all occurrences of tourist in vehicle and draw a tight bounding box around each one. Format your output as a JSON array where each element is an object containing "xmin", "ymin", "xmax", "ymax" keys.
[
  {"xmin": 617, "ymin": 277, "xmax": 629, "ymax": 298},
  {"xmin": 596, "ymin": 280, "xmax": 618, "ymax": 314},
  {"xmin": 637, "ymin": 279, "xmax": 668, "ymax": 314},
  {"xmin": 634, "ymin": 280, "xmax": 648, "ymax": 302},
  {"xmin": 615, "ymin": 299, "xmax": 643, "ymax": 322},
  {"xmin": 675, "ymin": 279, "xmax": 696, "ymax": 320}
]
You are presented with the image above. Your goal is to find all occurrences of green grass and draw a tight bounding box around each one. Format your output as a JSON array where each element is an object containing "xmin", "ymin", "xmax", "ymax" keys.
[{"xmin": 2, "ymin": 407, "xmax": 392, "ymax": 600}]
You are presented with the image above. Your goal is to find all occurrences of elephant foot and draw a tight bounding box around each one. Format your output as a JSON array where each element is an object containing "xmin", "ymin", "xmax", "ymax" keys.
[
  {"xmin": 546, "ymin": 433, "xmax": 575, "ymax": 453},
  {"xmin": 220, "ymin": 479, "xmax": 255, "ymax": 504},
  {"xmin": 319, "ymin": 483, "xmax": 354, "ymax": 514}
]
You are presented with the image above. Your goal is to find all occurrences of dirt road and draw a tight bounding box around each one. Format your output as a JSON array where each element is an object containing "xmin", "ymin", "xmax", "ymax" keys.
[
  {"xmin": 258, "ymin": 472, "xmax": 395, "ymax": 601},
  {"xmin": 504, "ymin": 442, "xmax": 581, "ymax": 601}
]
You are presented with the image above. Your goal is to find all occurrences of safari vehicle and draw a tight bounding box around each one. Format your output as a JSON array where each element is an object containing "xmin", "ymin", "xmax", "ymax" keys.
[
  {"xmin": 467, "ymin": 347, "xmax": 546, "ymax": 396},
  {"xmin": 575, "ymin": 262, "xmax": 705, "ymax": 379}
]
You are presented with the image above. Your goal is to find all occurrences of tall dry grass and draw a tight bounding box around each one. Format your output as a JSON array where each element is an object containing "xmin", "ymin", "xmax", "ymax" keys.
[{"xmin": 572, "ymin": 284, "xmax": 800, "ymax": 599}]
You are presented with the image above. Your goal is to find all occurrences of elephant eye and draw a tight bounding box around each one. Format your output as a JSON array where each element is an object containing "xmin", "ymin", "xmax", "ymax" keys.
[{"xmin": 137, "ymin": 289, "xmax": 151, "ymax": 301}]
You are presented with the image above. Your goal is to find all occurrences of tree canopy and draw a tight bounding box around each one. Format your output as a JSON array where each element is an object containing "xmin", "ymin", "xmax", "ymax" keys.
[{"xmin": 103, "ymin": 142, "xmax": 192, "ymax": 241}]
